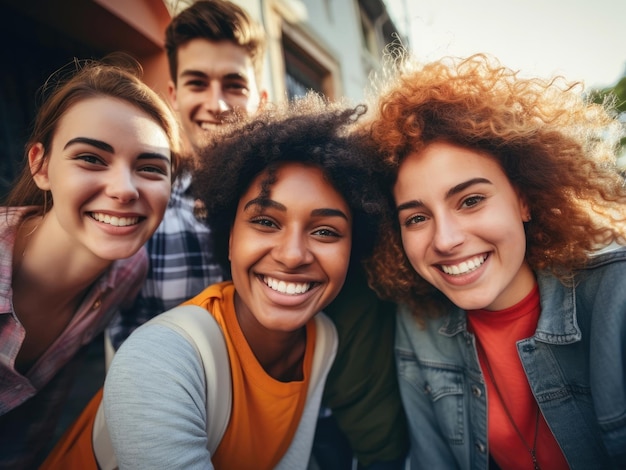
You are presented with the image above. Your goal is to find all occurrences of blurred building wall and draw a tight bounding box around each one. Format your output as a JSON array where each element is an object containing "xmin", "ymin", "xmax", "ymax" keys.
[{"xmin": 0, "ymin": 0, "xmax": 402, "ymax": 197}]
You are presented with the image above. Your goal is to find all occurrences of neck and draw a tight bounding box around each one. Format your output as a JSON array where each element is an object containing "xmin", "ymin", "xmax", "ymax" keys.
[
  {"xmin": 11, "ymin": 214, "xmax": 111, "ymax": 372},
  {"xmin": 234, "ymin": 293, "xmax": 307, "ymax": 382},
  {"xmin": 259, "ymin": 328, "xmax": 306, "ymax": 382},
  {"xmin": 12, "ymin": 213, "xmax": 110, "ymax": 305}
]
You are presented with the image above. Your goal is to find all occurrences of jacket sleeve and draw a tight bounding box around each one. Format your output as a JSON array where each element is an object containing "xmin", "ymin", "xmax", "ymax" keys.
[
  {"xmin": 103, "ymin": 324, "xmax": 214, "ymax": 470},
  {"xmin": 322, "ymin": 265, "xmax": 409, "ymax": 466}
]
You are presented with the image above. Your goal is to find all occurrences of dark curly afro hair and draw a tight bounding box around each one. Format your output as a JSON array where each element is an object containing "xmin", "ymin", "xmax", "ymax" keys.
[{"xmin": 191, "ymin": 93, "xmax": 387, "ymax": 274}]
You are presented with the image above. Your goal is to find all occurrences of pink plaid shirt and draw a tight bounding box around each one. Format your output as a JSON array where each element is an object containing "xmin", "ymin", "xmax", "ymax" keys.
[{"xmin": 0, "ymin": 207, "xmax": 147, "ymax": 469}]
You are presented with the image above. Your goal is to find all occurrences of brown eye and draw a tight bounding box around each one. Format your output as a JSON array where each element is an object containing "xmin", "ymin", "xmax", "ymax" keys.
[{"xmin": 461, "ymin": 195, "xmax": 485, "ymax": 208}]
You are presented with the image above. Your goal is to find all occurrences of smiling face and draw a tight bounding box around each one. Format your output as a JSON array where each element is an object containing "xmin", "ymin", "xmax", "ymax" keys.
[
  {"xmin": 30, "ymin": 96, "xmax": 172, "ymax": 262},
  {"xmin": 394, "ymin": 141, "xmax": 535, "ymax": 311},
  {"xmin": 229, "ymin": 162, "xmax": 352, "ymax": 332},
  {"xmin": 168, "ymin": 38, "xmax": 266, "ymax": 152}
]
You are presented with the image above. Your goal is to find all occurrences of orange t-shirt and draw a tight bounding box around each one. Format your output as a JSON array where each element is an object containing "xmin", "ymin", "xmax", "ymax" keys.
[
  {"xmin": 467, "ymin": 285, "xmax": 569, "ymax": 470},
  {"xmin": 183, "ymin": 281, "xmax": 315, "ymax": 469}
]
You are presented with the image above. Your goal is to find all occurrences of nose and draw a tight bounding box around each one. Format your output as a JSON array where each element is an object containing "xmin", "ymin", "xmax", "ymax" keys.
[
  {"xmin": 203, "ymin": 82, "xmax": 232, "ymax": 118},
  {"xmin": 432, "ymin": 214, "xmax": 465, "ymax": 254},
  {"xmin": 106, "ymin": 167, "xmax": 139, "ymax": 203},
  {"xmin": 272, "ymin": 229, "xmax": 314, "ymax": 269}
]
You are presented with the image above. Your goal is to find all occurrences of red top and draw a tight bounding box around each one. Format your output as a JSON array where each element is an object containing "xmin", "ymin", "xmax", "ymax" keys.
[{"xmin": 468, "ymin": 285, "xmax": 569, "ymax": 470}]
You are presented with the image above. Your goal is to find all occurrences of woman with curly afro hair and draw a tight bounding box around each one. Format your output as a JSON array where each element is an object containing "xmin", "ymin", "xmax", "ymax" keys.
[
  {"xmin": 364, "ymin": 53, "xmax": 626, "ymax": 469},
  {"xmin": 102, "ymin": 94, "xmax": 398, "ymax": 469}
]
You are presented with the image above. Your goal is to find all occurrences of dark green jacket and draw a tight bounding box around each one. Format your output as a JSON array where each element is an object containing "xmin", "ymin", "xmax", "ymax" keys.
[{"xmin": 323, "ymin": 265, "xmax": 409, "ymax": 466}]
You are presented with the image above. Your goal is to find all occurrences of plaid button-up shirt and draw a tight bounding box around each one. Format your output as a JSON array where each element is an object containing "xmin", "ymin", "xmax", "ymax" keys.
[
  {"xmin": 107, "ymin": 173, "xmax": 224, "ymax": 349},
  {"xmin": 0, "ymin": 206, "xmax": 147, "ymax": 469}
]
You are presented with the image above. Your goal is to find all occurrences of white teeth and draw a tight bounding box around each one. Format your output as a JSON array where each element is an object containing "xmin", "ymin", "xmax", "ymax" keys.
[
  {"xmin": 91, "ymin": 212, "xmax": 139, "ymax": 227},
  {"xmin": 441, "ymin": 255, "xmax": 487, "ymax": 275},
  {"xmin": 263, "ymin": 276, "xmax": 311, "ymax": 295}
]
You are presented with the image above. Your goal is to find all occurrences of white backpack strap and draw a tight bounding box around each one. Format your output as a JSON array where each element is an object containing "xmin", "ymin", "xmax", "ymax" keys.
[
  {"xmin": 309, "ymin": 313, "xmax": 338, "ymax": 393},
  {"xmin": 147, "ymin": 305, "xmax": 232, "ymax": 454},
  {"xmin": 93, "ymin": 401, "xmax": 118, "ymax": 470},
  {"xmin": 93, "ymin": 305, "xmax": 232, "ymax": 469},
  {"xmin": 275, "ymin": 312, "xmax": 338, "ymax": 470}
]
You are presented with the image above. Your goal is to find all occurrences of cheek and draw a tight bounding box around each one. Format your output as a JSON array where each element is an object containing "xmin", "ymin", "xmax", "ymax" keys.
[
  {"xmin": 50, "ymin": 168, "xmax": 91, "ymax": 198},
  {"xmin": 228, "ymin": 227, "xmax": 256, "ymax": 269},
  {"xmin": 484, "ymin": 212, "xmax": 526, "ymax": 246},
  {"xmin": 400, "ymin": 230, "xmax": 428, "ymax": 272},
  {"xmin": 504, "ymin": 224, "xmax": 528, "ymax": 262},
  {"xmin": 178, "ymin": 92, "xmax": 200, "ymax": 110},
  {"xmin": 146, "ymin": 182, "xmax": 172, "ymax": 214},
  {"xmin": 329, "ymin": 241, "xmax": 352, "ymax": 282},
  {"xmin": 243, "ymin": 99, "xmax": 261, "ymax": 116}
]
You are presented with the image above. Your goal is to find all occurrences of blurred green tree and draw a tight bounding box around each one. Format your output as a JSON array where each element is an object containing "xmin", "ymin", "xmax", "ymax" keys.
[{"xmin": 589, "ymin": 76, "xmax": 626, "ymax": 160}]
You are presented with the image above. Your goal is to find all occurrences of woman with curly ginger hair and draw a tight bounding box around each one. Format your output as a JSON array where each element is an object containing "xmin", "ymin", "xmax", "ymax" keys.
[{"xmin": 365, "ymin": 53, "xmax": 626, "ymax": 469}]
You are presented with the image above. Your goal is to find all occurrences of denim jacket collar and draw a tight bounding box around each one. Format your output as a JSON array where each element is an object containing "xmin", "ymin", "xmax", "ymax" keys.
[{"xmin": 437, "ymin": 271, "xmax": 581, "ymax": 345}]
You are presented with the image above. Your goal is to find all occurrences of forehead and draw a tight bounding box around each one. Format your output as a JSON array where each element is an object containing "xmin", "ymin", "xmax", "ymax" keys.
[
  {"xmin": 245, "ymin": 163, "xmax": 347, "ymax": 204},
  {"xmin": 53, "ymin": 97, "xmax": 170, "ymax": 151},
  {"xmin": 395, "ymin": 141, "xmax": 510, "ymax": 195},
  {"xmin": 401, "ymin": 142, "xmax": 505, "ymax": 177},
  {"xmin": 176, "ymin": 38, "xmax": 257, "ymax": 80}
]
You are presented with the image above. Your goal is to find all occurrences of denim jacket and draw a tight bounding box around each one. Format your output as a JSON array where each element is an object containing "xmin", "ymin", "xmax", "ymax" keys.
[{"xmin": 396, "ymin": 246, "xmax": 626, "ymax": 470}]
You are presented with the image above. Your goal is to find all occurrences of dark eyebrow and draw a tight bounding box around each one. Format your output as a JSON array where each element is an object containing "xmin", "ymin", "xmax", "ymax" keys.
[
  {"xmin": 244, "ymin": 198, "xmax": 284, "ymax": 212},
  {"xmin": 138, "ymin": 153, "xmax": 171, "ymax": 164},
  {"xmin": 65, "ymin": 137, "xmax": 170, "ymax": 163},
  {"xmin": 180, "ymin": 70, "xmax": 248, "ymax": 82},
  {"xmin": 64, "ymin": 137, "xmax": 113, "ymax": 153},
  {"xmin": 445, "ymin": 177, "xmax": 492, "ymax": 198},
  {"xmin": 222, "ymin": 72, "xmax": 249, "ymax": 82},
  {"xmin": 179, "ymin": 69, "xmax": 208, "ymax": 79},
  {"xmin": 396, "ymin": 177, "xmax": 493, "ymax": 213},
  {"xmin": 396, "ymin": 200, "xmax": 423, "ymax": 212},
  {"xmin": 311, "ymin": 208, "xmax": 349, "ymax": 221},
  {"xmin": 244, "ymin": 198, "xmax": 349, "ymax": 220}
]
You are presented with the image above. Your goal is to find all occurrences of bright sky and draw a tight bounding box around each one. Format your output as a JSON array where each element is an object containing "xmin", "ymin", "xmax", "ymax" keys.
[{"xmin": 385, "ymin": 0, "xmax": 626, "ymax": 90}]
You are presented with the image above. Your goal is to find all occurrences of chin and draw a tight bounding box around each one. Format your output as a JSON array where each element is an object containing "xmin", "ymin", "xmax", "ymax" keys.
[
  {"xmin": 261, "ymin": 314, "xmax": 312, "ymax": 333},
  {"xmin": 93, "ymin": 246, "xmax": 142, "ymax": 262},
  {"xmin": 442, "ymin": 291, "xmax": 487, "ymax": 311}
]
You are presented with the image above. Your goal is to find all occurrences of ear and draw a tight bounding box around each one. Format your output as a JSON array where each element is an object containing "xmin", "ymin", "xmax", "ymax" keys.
[
  {"xmin": 518, "ymin": 193, "xmax": 531, "ymax": 222},
  {"xmin": 28, "ymin": 143, "xmax": 51, "ymax": 191},
  {"xmin": 257, "ymin": 89, "xmax": 269, "ymax": 111},
  {"xmin": 167, "ymin": 80, "xmax": 179, "ymax": 111},
  {"xmin": 228, "ymin": 228, "xmax": 233, "ymax": 262}
]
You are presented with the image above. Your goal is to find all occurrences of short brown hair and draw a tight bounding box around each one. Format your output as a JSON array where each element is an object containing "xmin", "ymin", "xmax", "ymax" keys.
[{"xmin": 165, "ymin": 0, "xmax": 266, "ymax": 85}]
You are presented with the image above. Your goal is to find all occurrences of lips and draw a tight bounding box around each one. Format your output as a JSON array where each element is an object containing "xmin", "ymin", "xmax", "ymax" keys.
[
  {"xmin": 440, "ymin": 254, "xmax": 487, "ymax": 275},
  {"xmin": 262, "ymin": 275, "xmax": 312, "ymax": 295},
  {"xmin": 89, "ymin": 212, "xmax": 140, "ymax": 227}
]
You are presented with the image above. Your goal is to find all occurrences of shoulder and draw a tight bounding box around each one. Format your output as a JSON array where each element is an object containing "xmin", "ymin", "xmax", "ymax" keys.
[
  {"xmin": 563, "ymin": 245, "xmax": 626, "ymax": 323},
  {"xmin": 112, "ymin": 320, "xmax": 203, "ymax": 371},
  {"xmin": 538, "ymin": 245, "xmax": 626, "ymax": 295},
  {"xmin": 0, "ymin": 206, "xmax": 35, "ymax": 236},
  {"xmin": 538, "ymin": 245, "xmax": 626, "ymax": 296},
  {"xmin": 583, "ymin": 243, "xmax": 626, "ymax": 269},
  {"xmin": 570, "ymin": 244, "xmax": 626, "ymax": 290},
  {"xmin": 103, "ymin": 320, "xmax": 211, "ymax": 468},
  {"xmin": 105, "ymin": 321, "xmax": 206, "ymax": 403}
]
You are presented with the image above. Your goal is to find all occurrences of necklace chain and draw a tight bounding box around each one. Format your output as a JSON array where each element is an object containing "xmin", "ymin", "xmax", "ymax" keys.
[{"xmin": 477, "ymin": 342, "xmax": 541, "ymax": 470}]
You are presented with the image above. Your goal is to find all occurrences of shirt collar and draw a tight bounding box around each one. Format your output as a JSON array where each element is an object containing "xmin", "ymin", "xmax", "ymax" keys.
[{"xmin": 437, "ymin": 271, "xmax": 580, "ymax": 344}]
